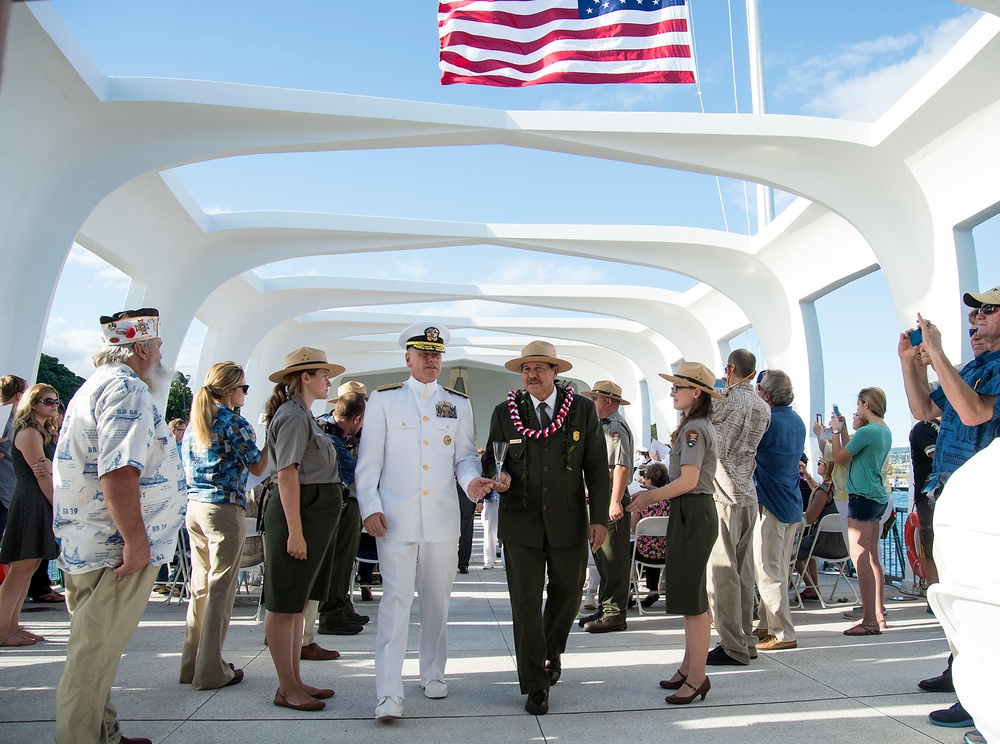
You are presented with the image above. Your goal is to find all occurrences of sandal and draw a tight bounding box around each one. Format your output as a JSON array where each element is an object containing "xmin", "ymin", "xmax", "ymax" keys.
[
  {"xmin": 843, "ymin": 623, "xmax": 881, "ymax": 636},
  {"xmin": 32, "ymin": 592, "xmax": 65, "ymax": 603},
  {"xmin": 17, "ymin": 628, "xmax": 46, "ymax": 642},
  {"xmin": 0, "ymin": 631, "xmax": 35, "ymax": 647}
]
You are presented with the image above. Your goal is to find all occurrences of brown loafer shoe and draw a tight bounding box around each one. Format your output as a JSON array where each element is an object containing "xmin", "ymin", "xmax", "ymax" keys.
[
  {"xmin": 300, "ymin": 642, "xmax": 341, "ymax": 661},
  {"xmin": 582, "ymin": 616, "xmax": 627, "ymax": 633},
  {"xmin": 755, "ymin": 635, "xmax": 797, "ymax": 651}
]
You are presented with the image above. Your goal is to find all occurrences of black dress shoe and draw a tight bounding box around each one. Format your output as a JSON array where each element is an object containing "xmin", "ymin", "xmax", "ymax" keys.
[
  {"xmin": 706, "ymin": 645, "xmax": 747, "ymax": 666},
  {"xmin": 640, "ymin": 592, "xmax": 660, "ymax": 608},
  {"xmin": 458, "ymin": 566, "xmax": 469, "ymax": 574},
  {"xmin": 546, "ymin": 657, "xmax": 561, "ymax": 686},
  {"xmin": 317, "ymin": 622, "xmax": 364, "ymax": 636},
  {"xmin": 525, "ymin": 690, "xmax": 549, "ymax": 715},
  {"xmin": 349, "ymin": 612, "xmax": 371, "ymax": 625},
  {"xmin": 578, "ymin": 610, "xmax": 602, "ymax": 628},
  {"xmin": 583, "ymin": 615, "xmax": 627, "ymax": 633},
  {"xmin": 919, "ymin": 655, "xmax": 954, "ymax": 693}
]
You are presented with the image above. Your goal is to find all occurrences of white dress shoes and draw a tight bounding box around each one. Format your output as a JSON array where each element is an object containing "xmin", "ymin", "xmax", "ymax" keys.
[
  {"xmin": 375, "ymin": 695, "xmax": 403, "ymax": 721},
  {"xmin": 420, "ymin": 679, "xmax": 449, "ymax": 699}
]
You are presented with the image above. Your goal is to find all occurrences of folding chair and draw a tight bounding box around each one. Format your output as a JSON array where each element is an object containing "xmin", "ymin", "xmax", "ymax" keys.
[
  {"xmin": 629, "ymin": 516, "xmax": 668, "ymax": 616},
  {"xmin": 794, "ymin": 512, "xmax": 859, "ymax": 609},
  {"xmin": 164, "ymin": 528, "xmax": 191, "ymax": 604}
]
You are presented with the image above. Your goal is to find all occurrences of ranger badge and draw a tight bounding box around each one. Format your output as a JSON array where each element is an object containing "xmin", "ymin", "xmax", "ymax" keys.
[
  {"xmin": 573, "ymin": 431, "xmax": 581, "ymax": 441},
  {"xmin": 685, "ymin": 430, "xmax": 700, "ymax": 447}
]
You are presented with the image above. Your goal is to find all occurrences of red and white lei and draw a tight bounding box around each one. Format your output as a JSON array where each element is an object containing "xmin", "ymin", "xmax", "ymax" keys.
[{"xmin": 506, "ymin": 387, "xmax": 574, "ymax": 439}]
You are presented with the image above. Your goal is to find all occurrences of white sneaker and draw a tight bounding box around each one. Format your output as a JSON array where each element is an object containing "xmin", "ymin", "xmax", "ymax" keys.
[
  {"xmin": 583, "ymin": 595, "xmax": 597, "ymax": 610},
  {"xmin": 420, "ymin": 679, "xmax": 448, "ymax": 699},
  {"xmin": 483, "ymin": 562, "xmax": 494, "ymax": 570},
  {"xmin": 375, "ymin": 695, "xmax": 403, "ymax": 721}
]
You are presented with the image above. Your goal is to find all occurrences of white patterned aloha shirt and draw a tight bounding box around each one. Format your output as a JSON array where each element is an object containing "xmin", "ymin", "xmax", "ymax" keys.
[{"xmin": 53, "ymin": 363, "xmax": 186, "ymax": 573}]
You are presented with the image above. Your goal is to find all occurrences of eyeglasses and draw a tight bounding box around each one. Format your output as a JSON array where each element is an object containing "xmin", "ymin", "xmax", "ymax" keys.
[
  {"xmin": 969, "ymin": 328, "xmax": 979, "ymax": 337},
  {"xmin": 39, "ymin": 398, "xmax": 61, "ymax": 406},
  {"xmin": 671, "ymin": 385, "xmax": 694, "ymax": 393},
  {"xmin": 979, "ymin": 304, "xmax": 998, "ymax": 315},
  {"xmin": 235, "ymin": 385, "xmax": 250, "ymax": 394}
]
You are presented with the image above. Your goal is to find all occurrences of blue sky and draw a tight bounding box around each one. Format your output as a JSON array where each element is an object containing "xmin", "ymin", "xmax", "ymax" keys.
[{"xmin": 40, "ymin": 1, "xmax": 1000, "ymax": 446}]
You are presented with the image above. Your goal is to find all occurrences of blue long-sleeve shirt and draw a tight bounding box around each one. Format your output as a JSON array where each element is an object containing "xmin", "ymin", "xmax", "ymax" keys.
[
  {"xmin": 753, "ymin": 405, "xmax": 806, "ymax": 524},
  {"xmin": 317, "ymin": 414, "xmax": 357, "ymax": 489}
]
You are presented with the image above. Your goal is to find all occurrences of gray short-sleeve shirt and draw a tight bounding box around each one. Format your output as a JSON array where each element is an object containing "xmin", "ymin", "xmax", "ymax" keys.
[
  {"xmin": 267, "ymin": 395, "xmax": 340, "ymax": 485},
  {"xmin": 603, "ymin": 411, "xmax": 634, "ymax": 484},
  {"xmin": 667, "ymin": 417, "xmax": 717, "ymax": 495}
]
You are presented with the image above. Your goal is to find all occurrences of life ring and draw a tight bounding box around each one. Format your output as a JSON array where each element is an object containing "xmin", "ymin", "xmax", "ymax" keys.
[{"xmin": 904, "ymin": 511, "xmax": 925, "ymax": 580}]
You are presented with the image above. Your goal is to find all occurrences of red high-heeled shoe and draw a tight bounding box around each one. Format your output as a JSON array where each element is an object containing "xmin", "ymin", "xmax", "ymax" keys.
[{"xmin": 665, "ymin": 676, "xmax": 711, "ymax": 704}]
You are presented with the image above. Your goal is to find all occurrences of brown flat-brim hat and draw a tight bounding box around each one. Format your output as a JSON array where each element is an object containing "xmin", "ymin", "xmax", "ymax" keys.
[
  {"xmin": 269, "ymin": 346, "xmax": 346, "ymax": 383},
  {"xmin": 659, "ymin": 362, "xmax": 724, "ymax": 400},
  {"xmin": 583, "ymin": 380, "xmax": 630, "ymax": 405},
  {"xmin": 504, "ymin": 340, "xmax": 573, "ymax": 374},
  {"xmin": 327, "ymin": 380, "xmax": 367, "ymax": 403},
  {"xmin": 964, "ymin": 285, "xmax": 1000, "ymax": 308}
]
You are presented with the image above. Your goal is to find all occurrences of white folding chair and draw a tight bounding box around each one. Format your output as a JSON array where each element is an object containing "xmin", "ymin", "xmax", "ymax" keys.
[
  {"xmin": 794, "ymin": 512, "xmax": 859, "ymax": 609},
  {"xmin": 164, "ymin": 528, "xmax": 191, "ymax": 604},
  {"xmin": 629, "ymin": 516, "xmax": 668, "ymax": 616},
  {"xmin": 238, "ymin": 516, "xmax": 265, "ymax": 620}
]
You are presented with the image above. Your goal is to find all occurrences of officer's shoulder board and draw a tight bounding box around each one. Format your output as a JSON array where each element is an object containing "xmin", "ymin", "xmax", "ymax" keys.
[
  {"xmin": 442, "ymin": 385, "xmax": 469, "ymax": 399},
  {"xmin": 376, "ymin": 382, "xmax": 404, "ymax": 392}
]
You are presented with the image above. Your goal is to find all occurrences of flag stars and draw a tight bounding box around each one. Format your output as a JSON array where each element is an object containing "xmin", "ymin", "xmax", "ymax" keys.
[{"xmin": 587, "ymin": 6, "xmax": 594, "ymax": 11}]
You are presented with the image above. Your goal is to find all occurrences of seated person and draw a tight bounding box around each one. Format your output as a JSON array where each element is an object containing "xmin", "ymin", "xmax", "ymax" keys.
[
  {"xmin": 630, "ymin": 462, "xmax": 670, "ymax": 607},
  {"xmin": 795, "ymin": 458, "xmax": 848, "ymax": 599}
]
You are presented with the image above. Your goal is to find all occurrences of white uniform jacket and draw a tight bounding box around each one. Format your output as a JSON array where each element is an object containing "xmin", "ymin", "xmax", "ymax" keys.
[{"xmin": 356, "ymin": 376, "xmax": 481, "ymax": 543}]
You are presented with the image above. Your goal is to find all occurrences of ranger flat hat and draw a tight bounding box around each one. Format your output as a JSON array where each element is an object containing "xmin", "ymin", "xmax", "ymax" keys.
[
  {"xmin": 659, "ymin": 362, "xmax": 724, "ymax": 400},
  {"xmin": 963, "ymin": 285, "xmax": 1000, "ymax": 308},
  {"xmin": 504, "ymin": 340, "xmax": 573, "ymax": 374},
  {"xmin": 327, "ymin": 380, "xmax": 367, "ymax": 404},
  {"xmin": 399, "ymin": 323, "xmax": 450, "ymax": 353},
  {"xmin": 269, "ymin": 347, "xmax": 345, "ymax": 383},
  {"xmin": 583, "ymin": 380, "xmax": 630, "ymax": 405}
]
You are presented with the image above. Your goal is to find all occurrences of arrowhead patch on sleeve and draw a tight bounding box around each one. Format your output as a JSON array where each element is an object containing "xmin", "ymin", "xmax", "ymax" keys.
[{"xmin": 685, "ymin": 430, "xmax": 699, "ymax": 447}]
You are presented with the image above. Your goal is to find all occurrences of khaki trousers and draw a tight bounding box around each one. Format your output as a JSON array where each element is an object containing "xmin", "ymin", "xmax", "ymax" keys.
[
  {"xmin": 753, "ymin": 506, "xmax": 798, "ymax": 642},
  {"xmin": 179, "ymin": 501, "xmax": 245, "ymax": 689},
  {"xmin": 56, "ymin": 563, "xmax": 159, "ymax": 744},
  {"xmin": 707, "ymin": 501, "xmax": 758, "ymax": 663}
]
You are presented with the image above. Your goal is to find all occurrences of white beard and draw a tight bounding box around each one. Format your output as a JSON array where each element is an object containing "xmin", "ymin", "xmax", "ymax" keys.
[{"xmin": 142, "ymin": 363, "xmax": 174, "ymax": 397}]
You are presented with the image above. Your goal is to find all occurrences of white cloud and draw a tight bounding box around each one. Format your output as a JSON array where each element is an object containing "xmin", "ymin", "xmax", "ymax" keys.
[
  {"xmin": 41, "ymin": 327, "xmax": 102, "ymax": 380},
  {"xmin": 394, "ymin": 258, "xmax": 429, "ymax": 280},
  {"xmin": 64, "ymin": 243, "xmax": 130, "ymax": 289},
  {"xmin": 493, "ymin": 257, "xmax": 602, "ymax": 284},
  {"xmin": 775, "ymin": 12, "xmax": 979, "ymax": 122}
]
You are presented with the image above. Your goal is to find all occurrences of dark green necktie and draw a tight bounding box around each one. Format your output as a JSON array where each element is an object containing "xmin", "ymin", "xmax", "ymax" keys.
[{"xmin": 538, "ymin": 401, "xmax": 552, "ymax": 429}]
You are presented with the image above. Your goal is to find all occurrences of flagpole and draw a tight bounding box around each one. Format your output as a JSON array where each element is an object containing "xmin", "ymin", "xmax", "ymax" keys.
[{"xmin": 746, "ymin": 0, "xmax": 773, "ymax": 230}]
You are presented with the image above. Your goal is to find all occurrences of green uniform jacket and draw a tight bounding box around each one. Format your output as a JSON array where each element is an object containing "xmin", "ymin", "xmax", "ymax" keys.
[{"xmin": 484, "ymin": 386, "xmax": 611, "ymax": 550}]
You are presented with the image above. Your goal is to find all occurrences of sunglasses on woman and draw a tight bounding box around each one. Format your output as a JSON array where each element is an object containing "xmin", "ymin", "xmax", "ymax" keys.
[
  {"xmin": 235, "ymin": 385, "xmax": 250, "ymax": 394},
  {"xmin": 40, "ymin": 398, "xmax": 61, "ymax": 406}
]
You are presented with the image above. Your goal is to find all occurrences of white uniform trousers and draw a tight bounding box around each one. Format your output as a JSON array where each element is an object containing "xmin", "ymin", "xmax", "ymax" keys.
[{"xmin": 374, "ymin": 536, "xmax": 457, "ymax": 698}]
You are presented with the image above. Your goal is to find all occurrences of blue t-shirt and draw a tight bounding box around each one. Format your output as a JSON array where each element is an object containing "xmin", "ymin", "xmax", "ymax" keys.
[
  {"xmin": 845, "ymin": 423, "xmax": 892, "ymax": 503},
  {"xmin": 183, "ymin": 404, "xmax": 262, "ymax": 508},
  {"xmin": 754, "ymin": 405, "xmax": 806, "ymax": 524},
  {"xmin": 927, "ymin": 348, "xmax": 1000, "ymax": 490}
]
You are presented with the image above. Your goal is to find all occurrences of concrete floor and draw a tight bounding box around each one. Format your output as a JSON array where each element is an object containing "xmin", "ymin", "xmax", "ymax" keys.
[{"xmin": 0, "ymin": 528, "xmax": 961, "ymax": 744}]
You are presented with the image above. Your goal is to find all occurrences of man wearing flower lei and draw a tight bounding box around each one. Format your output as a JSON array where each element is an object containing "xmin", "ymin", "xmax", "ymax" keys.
[{"xmin": 483, "ymin": 340, "xmax": 610, "ymax": 717}]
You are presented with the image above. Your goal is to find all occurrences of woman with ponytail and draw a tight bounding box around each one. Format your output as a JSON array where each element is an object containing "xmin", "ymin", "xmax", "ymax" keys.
[
  {"xmin": 179, "ymin": 362, "xmax": 267, "ymax": 689},
  {"xmin": 262, "ymin": 347, "xmax": 345, "ymax": 712}
]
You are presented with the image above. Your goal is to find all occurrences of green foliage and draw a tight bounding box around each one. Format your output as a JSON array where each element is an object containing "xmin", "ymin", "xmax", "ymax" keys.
[
  {"xmin": 36, "ymin": 353, "xmax": 85, "ymax": 404},
  {"xmin": 166, "ymin": 371, "xmax": 194, "ymax": 422}
]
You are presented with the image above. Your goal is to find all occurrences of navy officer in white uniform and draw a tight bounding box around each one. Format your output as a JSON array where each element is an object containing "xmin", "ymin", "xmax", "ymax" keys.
[{"xmin": 356, "ymin": 323, "xmax": 493, "ymax": 722}]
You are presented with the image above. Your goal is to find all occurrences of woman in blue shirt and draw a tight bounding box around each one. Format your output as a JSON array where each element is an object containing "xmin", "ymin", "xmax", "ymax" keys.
[
  {"xmin": 830, "ymin": 387, "xmax": 892, "ymax": 637},
  {"xmin": 180, "ymin": 362, "xmax": 267, "ymax": 689}
]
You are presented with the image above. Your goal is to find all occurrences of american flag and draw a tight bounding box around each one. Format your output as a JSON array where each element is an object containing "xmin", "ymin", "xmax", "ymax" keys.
[{"xmin": 439, "ymin": 0, "xmax": 696, "ymax": 87}]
